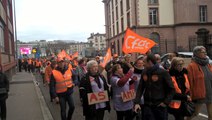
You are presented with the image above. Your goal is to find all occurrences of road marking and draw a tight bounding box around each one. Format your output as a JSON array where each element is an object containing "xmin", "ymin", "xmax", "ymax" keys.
[{"xmin": 199, "ymin": 113, "xmax": 208, "ymax": 119}]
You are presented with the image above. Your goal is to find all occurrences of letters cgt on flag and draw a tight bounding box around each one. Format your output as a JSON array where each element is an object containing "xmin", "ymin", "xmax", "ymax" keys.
[{"xmin": 122, "ymin": 28, "xmax": 156, "ymax": 54}]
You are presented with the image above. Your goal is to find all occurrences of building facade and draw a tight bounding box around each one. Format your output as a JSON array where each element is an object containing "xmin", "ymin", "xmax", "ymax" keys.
[
  {"xmin": 87, "ymin": 33, "xmax": 107, "ymax": 56},
  {"xmin": 103, "ymin": 0, "xmax": 212, "ymax": 58},
  {"xmin": 0, "ymin": 0, "xmax": 16, "ymax": 80}
]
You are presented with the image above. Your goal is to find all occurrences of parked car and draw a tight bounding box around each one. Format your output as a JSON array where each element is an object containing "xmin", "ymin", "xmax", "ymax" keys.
[{"xmin": 161, "ymin": 52, "xmax": 212, "ymax": 67}]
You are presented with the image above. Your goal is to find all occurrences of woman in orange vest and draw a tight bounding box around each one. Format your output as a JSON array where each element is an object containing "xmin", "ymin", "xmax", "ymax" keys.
[{"xmin": 168, "ymin": 57, "xmax": 192, "ymax": 120}]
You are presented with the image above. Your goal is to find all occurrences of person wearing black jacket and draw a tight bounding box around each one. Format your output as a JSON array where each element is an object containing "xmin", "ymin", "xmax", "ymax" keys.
[
  {"xmin": 168, "ymin": 57, "xmax": 191, "ymax": 120},
  {"xmin": 0, "ymin": 65, "xmax": 9, "ymax": 120},
  {"xmin": 80, "ymin": 60, "xmax": 110, "ymax": 120},
  {"xmin": 134, "ymin": 54, "xmax": 175, "ymax": 120}
]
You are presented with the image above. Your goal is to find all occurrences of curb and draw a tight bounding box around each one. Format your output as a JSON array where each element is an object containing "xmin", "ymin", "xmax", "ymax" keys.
[{"xmin": 31, "ymin": 73, "xmax": 54, "ymax": 120}]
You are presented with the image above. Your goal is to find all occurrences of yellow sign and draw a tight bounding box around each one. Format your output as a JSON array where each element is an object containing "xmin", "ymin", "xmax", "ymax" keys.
[{"xmin": 32, "ymin": 48, "xmax": 36, "ymax": 53}]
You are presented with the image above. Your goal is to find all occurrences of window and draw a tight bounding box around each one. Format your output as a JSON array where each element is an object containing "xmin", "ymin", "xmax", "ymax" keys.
[
  {"xmin": 126, "ymin": 0, "xmax": 130, "ymax": 10},
  {"xmin": 109, "ymin": 27, "xmax": 112, "ymax": 37},
  {"xmin": 116, "ymin": 21, "xmax": 119, "ymax": 34},
  {"xmin": 148, "ymin": 0, "xmax": 158, "ymax": 4},
  {"xmin": 149, "ymin": 8, "xmax": 158, "ymax": 25},
  {"xmin": 127, "ymin": 12, "xmax": 130, "ymax": 27},
  {"xmin": 116, "ymin": 6, "xmax": 118, "ymax": 20},
  {"xmin": 120, "ymin": 0, "xmax": 123, "ymax": 16},
  {"xmin": 7, "ymin": 0, "xmax": 11, "ymax": 18},
  {"xmin": 149, "ymin": 32, "xmax": 160, "ymax": 54},
  {"xmin": 112, "ymin": 10, "xmax": 114, "ymax": 23},
  {"xmin": 199, "ymin": 5, "xmax": 207, "ymax": 22},
  {"xmin": 122, "ymin": 38, "xmax": 124, "ymax": 55},
  {"xmin": 113, "ymin": 24, "xmax": 115, "ymax": 36},
  {"xmin": 0, "ymin": 21, "xmax": 5, "ymax": 52},
  {"xmin": 111, "ymin": 0, "xmax": 114, "ymax": 9},
  {"xmin": 121, "ymin": 17, "xmax": 124, "ymax": 32},
  {"xmin": 9, "ymin": 33, "xmax": 12, "ymax": 54}
]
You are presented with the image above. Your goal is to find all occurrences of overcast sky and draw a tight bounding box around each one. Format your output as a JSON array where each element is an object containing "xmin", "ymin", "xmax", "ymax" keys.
[{"xmin": 15, "ymin": 0, "xmax": 105, "ymax": 42}]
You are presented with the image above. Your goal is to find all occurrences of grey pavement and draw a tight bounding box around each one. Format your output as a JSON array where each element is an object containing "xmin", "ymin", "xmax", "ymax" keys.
[{"xmin": 7, "ymin": 71, "xmax": 52, "ymax": 120}]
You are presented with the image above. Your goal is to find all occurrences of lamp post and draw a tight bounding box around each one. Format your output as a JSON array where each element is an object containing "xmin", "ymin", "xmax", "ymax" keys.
[{"xmin": 13, "ymin": 0, "xmax": 19, "ymax": 71}]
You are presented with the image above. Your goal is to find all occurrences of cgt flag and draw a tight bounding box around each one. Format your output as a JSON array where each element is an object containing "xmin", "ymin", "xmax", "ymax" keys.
[
  {"xmin": 122, "ymin": 28, "xmax": 156, "ymax": 54},
  {"xmin": 100, "ymin": 48, "xmax": 112, "ymax": 68}
]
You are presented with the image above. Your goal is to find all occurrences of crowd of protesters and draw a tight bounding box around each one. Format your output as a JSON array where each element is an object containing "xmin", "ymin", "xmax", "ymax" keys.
[{"xmin": 13, "ymin": 45, "xmax": 212, "ymax": 120}]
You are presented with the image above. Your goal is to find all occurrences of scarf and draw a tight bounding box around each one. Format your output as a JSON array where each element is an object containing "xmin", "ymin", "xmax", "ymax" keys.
[
  {"xmin": 88, "ymin": 72, "xmax": 102, "ymax": 88},
  {"xmin": 192, "ymin": 56, "xmax": 209, "ymax": 66}
]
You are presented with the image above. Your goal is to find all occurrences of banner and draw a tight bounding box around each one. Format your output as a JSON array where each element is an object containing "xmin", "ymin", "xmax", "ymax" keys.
[
  {"xmin": 100, "ymin": 48, "xmax": 112, "ymax": 68},
  {"xmin": 122, "ymin": 28, "xmax": 156, "ymax": 54},
  {"xmin": 121, "ymin": 89, "xmax": 136, "ymax": 102},
  {"xmin": 87, "ymin": 91, "xmax": 109, "ymax": 105}
]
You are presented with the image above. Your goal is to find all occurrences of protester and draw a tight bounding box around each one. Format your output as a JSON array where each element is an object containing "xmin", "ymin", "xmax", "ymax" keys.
[
  {"xmin": 162, "ymin": 52, "xmax": 177, "ymax": 70},
  {"xmin": 132, "ymin": 57, "xmax": 144, "ymax": 90},
  {"xmin": 122, "ymin": 54, "xmax": 134, "ymax": 74},
  {"xmin": 155, "ymin": 54, "xmax": 164, "ymax": 69},
  {"xmin": 110, "ymin": 63, "xmax": 135, "ymax": 120},
  {"xmin": 187, "ymin": 46, "xmax": 212, "ymax": 120},
  {"xmin": 50, "ymin": 59, "xmax": 75, "ymax": 120},
  {"xmin": 0, "ymin": 65, "xmax": 9, "ymax": 120},
  {"xmin": 23, "ymin": 58, "xmax": 28, "ymax": 72},
  {"xmin": 18, "ymin": 59, "xmax": 22, "ymax": 72},
  {"xmin": 79, "ymin": 60, "xmax": 110, "ymax": 120},
  {"xmin": 168, "ymin": 57, "xmax": 191, "ymax": 120},
  {"xmin": 75, "ymin": 58, "xmax": 87, "ymax": 86},
  {"xmin": 45, "ymin": 61, "xmax": 56, "ymax": 102},
  {"xmin": 105, "ymin": 54, "xmax": 121, "ymax": 82},
  {"xmin": 134, "ymin": 54, "xmax": 175, "ymax": 120},
  {"xmin": 27, "ymin": 58, "xmax": 32, "ymax": 73}
]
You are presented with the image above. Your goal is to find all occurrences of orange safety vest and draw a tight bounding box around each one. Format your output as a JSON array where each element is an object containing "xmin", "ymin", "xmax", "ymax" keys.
[
  {"xmin": 36, "ymin": 61, "xmax": 41, "ymax": 67},
  {"xmin": 169, "ymin": 74, "xmax": 190, "ymax": 109},
  {"xmin": 68, "ymin": 64, "xmax": 73, "ymax": 71},
  {"xmin": 28, "ymin": 59, "xmax": 32, "ymax": 65},
  {"xmin": 52, "ymin": 69, "xmax": 73, "ymax": 93}
]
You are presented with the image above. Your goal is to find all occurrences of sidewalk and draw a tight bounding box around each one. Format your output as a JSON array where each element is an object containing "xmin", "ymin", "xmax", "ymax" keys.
[{"xmin": 7, "ymin": 71, "xmax": 52, "ymax": 120}]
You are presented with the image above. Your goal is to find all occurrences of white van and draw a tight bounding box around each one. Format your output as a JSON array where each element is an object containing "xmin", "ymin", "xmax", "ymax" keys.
[{"xmin": 161, "ymin": 52, "xmax": 212, "ymax": 66}]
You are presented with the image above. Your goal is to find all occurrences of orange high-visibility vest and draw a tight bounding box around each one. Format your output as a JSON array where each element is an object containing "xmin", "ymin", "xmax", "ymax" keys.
[
  {"xmin": 68, "ymin": 64, "xmax": 72, "ymax": 71},
  {"xmin": 74, "ymin": 60, "xmax": 78, "ymax": 67},
  {"xmin": 169, "ymin": 74, "xmax": 190, "ymax": 109},
  {"xmin": 36, "ymin": 61, "xmax": 41, "ymax": 67},
  {"xmin": 28, "ymin": 59, "xmax": 32, "ymax": 65},
  {"xmin": 52, "ymin": 69, "xmax": 73, "ymax": 93}
]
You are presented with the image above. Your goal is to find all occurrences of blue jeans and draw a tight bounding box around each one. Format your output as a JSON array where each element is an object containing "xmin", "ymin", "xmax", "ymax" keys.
[
  {"xmin": 59, "ymin": 94, "xmax": 75, "ymax": 120},
  {"xmin": 142, "ymin": 105, "xmax": 168, "ymax": 120}
]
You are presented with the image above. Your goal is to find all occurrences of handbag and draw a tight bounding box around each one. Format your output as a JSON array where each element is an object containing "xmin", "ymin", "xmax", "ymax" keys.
[{"xmin": 181, "ymin": 101, "xmax": 195, "ymax": 117}]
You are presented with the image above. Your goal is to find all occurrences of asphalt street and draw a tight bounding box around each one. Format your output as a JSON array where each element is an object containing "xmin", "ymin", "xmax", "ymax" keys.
[{"xmin": 34, "ymin": 73, "xmax": 208, "ymax": 120}]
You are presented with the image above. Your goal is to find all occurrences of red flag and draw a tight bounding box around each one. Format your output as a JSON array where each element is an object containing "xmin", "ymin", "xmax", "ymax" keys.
[
  {"xmin": 57, "ymin": 50, "xmax": 67, "ymax": 59},
  {"xmin": 100, "ymin": 48, "xmax": 112, "ymax": 68},
  {"xmin": 72, "ymin": 52, "xmax": 79, "ymax": 58},
  {"xmin": 122, "ymin": 28, "xmax": 156, "ymax": 54}
]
